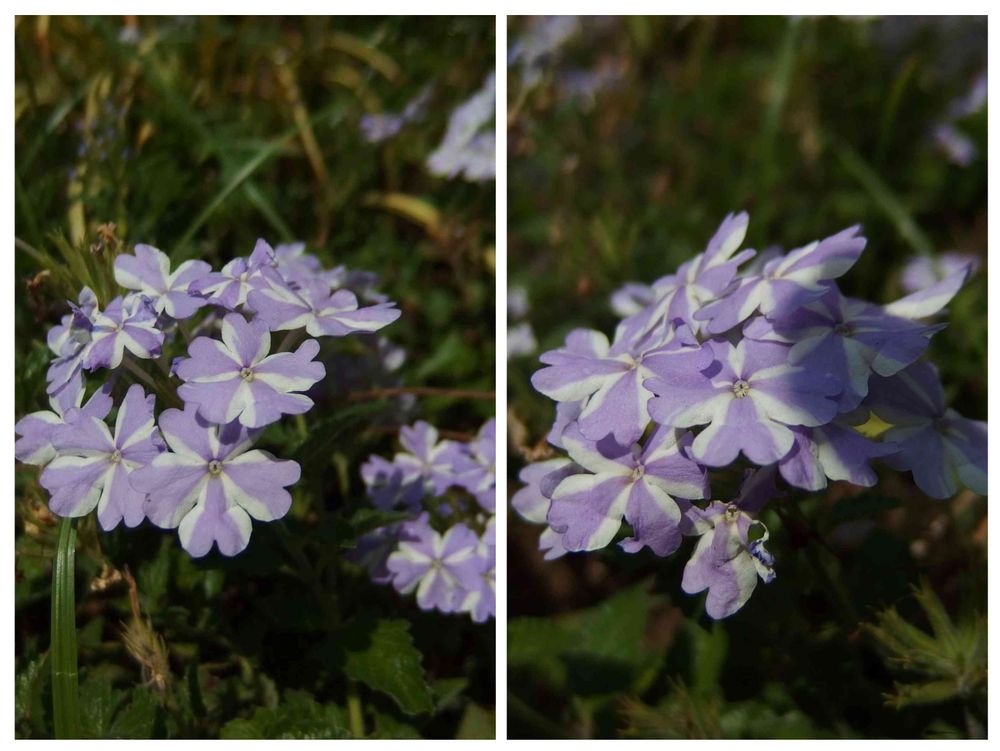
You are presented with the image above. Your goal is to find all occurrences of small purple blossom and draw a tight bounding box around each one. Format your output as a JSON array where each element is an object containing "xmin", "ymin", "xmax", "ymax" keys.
[
  {"xmin": 131, "ymin": 405, "xmax": 300, "ymax": 557},
  {"xmin": 386, "ymin": 516, "xmax": 483, "ymax": 613},
  {"xmin": 114, "ymin": 244, "xmax": 212, "ymax": 319},
  {"xmin": 682, "ymin": 502, "xmax": 776, "ymax": 620},
  {"xmin": 427, "ymin": 73, "xmax": 495, "ymax": 182},
  {"xmin": 15, "ymin": 373, "xmax": 113, "ymax": 466},
  {"xmin": 175, "ymin": 313, "xmax": 325, "ymax": 428},
  {"xmin": 247, "ymin": 281, "xmax": 400, "ymax": 337},
  {"xmin": 84, "ymin": 294, "xmax": 165, "ymax": 371},
  {"xmin": 40, "ymin": 385, "xmax": 164, "ymax": 530},
  {"xmin": 188, "ymin": 239, "xmax": 279, "ymax": 310}
]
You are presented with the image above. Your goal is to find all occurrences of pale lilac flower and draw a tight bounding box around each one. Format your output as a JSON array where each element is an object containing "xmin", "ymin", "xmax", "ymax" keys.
[
  {"xmin": 40, "ymin": 385, "xmax": 163, "ymax": 530},
  {"xmin": 547, "ymin": 424, "xmax": 707, "ymax": 555},
  {"xmin": 361, "ymin": 454, "xmax": 424, "ymax": 512},
  {"xmin": 900, "ymin": 252, "xmax": 979, "ymax": 296},
  {"xmin": 84, "ymin": 294, "xmax": 165, "ymax": 370},
  {"xmin": 610, "ymin": 282, "xmax": 655, "ymax": 318},
  {"xmin": 270, "ymin": 243, "xmax": 323, "ymax": 288},
  {"xmin": 510, "ymin": 458, "xmax": 576, "ymax": 560},
  {"xmin": 188, "ymin": 239, "xmax": 279, "ymax": 310},
  {"xmin": 15, "ymin": 373, "xmax": 113, "ymax": 466},
  {"xmin": 617, "ymin": 212, "xmax": 756, "ymax": 340},
  {"xmin": 457, "ymin": 539, "xmax": 495, "ymax": 623},
  {"xmin": 777, "ymin": 423, "xmax": 897, "ymax": 491},
  {"xmin": 360, "ymin": 86, "xmax": 431, "ymax": 143},
  {"xmin": 175, "ymin": 313, "xmax": 325, "ymax": 429},
  {"xmin": 46, "ymin": 289, "xmax": 99, "ymax": 395},
  {"xmin": 509, "ymin": 16, "xmax": 579, "ymax": 88},
  {"xmin": 507, "ymin": 322, "xmax": 538, "ymax": 359},
  {"xmin": 451, "ymin": 418, "xmax": 496, "ymax": 512},
  {"xmin": 694, "ymin": 225, "xmax": 866, "ymax": 334},
  {"xmin": 682, "ymin": 501, "xmax": 776, "ymax": 620},
  {"xmin": 933, "ymin": 123, "xmax": 976, "ymax": 166},
  {"xmin": 532, "ymin": 323, "xmax": 711, "ymax": 446},
  {"xmin": 392, "ymin": 421, "xmax": 464, "ymax": 496},
  {"xmin": 645, "ymin": 339, "xmax": 840, "ymax": 467},
  {"xmin": 247, "ymin": 281, "xmax": 400, "ymax": 337},
  {"xmin": 131, "ymin": 405, "xmax": 300, "ymax": 557},
  {"xmin": 386, "ymin": 517, "xmax": 483, "ymax": 613},
  {"xmin": 744, "ymin": 286, "xmax": 948, "ymax": 410},
  {"xmin": 864, "ymin": 361, "xmax": 986, "ymax": 499},
  {"xmin": 113, "ymin": 244, "xmax": 212, "ymax": 319},
  {"xmin": 350, "ymin": 524, "xmax": 405, "ymax": 584},
  {"xmin": 427, "ymin": 73, "xmax": 495, "ymax": 182}
]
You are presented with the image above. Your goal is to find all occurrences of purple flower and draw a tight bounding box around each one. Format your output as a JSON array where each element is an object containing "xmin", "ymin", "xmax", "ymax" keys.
[
  {"xmin": 694, "ymin": 225, "xmax": 867, "ymax": 334},
  {"xmin": 131, "ymin": 405, "xmax": 300, "ymax": 557},
  {"xmin": 15, "ymin": 373, "xmax": 113, "ymax": 466},
  {"xmin": 682, "ymin": 501, "xmax": 776, "ymax": 619},
  {"xmin": 84, "ymin": 294, "xmax": 165, "ymax": 370},
  {"xmin": 777, "ymin": 423, "xmax": 897, "ymax": 491},
  {"xmin": 40, "ymin": 385, "xmax": 164, "ymax": 530},
  {"xmin": 247, "ymin": 281, "xmax": 400, "ymax": 337},
  {"xmin": 451, "ymin": 418, "xmax": 496, "ymax": 512},
  {"xmin": 507, "ymin": 322, "xmax": 538, "ymax": 359},
  {"xmin": 114, "ymin": 244, "xmax": 212, "ymax": 319},
  {"xmin": 610, "ymin": 282, "xmax": 655, "ymax": 318},
  {"xmin": 645, "ymin": 338, "xmax": 840, "ymax": 467},
  {"xmin": 188, "ymin": 239, "xmax": 279, "ymax": 310},
  {"xmin": 532, "ymin": 323, "xmax": 711, "ymax": 446},
  {"xmin": 547, "ymin": 424, "xmax": 708, "ymax": 556},
  {"xmin": 386, "ymin": 517, "xmax": 483, "ymax": 613},
  {"xmin": 175, "ymin": 313, "xmax": 325, "ymax": 428},
  {"xmin": 457, "ymin": 537, "xmax": 495, "ymax": 623},
  {"xmin": 864, "ymin": 361, "xmax": 986, "ymax": 499},
  {"xmin": 510, "ymin": 458, "xmax": 576, "ymax": 560},
  {"xmin": 46, "ymin": 289, "xmax": 99, "ymax": 395},
  {"xmin": 392, "ymin": 421, "xmax": 463, "ymax": 496},
  {"xmin": 899, "ymin": 252, "xmax": 978, "ymax": 297},
  {"xmin": 361, "ymin": 454, "xmax": 424, "ymax": 512},
  {"xmin": 427, "ymin": 73, "xmax": 496, "ymax": 182},
  {"xmin": 744, "ymin": 286, "xmax": 947, "ymax": 410},
  {"xmin": 360, "ymin": 86, "xmax": 431, "ymax": 143},
  {"xmin": 617, "ymin": 212, "xmax": 756, "ymax": 340},
  {"xmin": 350, "ymin": 524, "xmax": 404, "ymax": 584},
  {"xmin": 270, "ymin": 243, "xmax": 323, "ymax": 288}
]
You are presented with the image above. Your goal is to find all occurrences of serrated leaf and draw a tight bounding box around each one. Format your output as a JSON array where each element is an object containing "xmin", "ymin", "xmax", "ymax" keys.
[
  {"xmin": 339, "ymin": 617, "xmax": 434, "ymax": 716},
  {"xmin": 107, "ymin": 688, "xmax": 160, "ymax": 739}
]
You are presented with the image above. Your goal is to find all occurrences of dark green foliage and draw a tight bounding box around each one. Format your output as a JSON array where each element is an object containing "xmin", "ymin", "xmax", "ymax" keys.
[
  {"xmin": 508, "ymin": 16, "xmax": 986, "ymax": 740},
  {"xmin": 15, "ymin": 15, "xmax": 495, "ymax": 739}
]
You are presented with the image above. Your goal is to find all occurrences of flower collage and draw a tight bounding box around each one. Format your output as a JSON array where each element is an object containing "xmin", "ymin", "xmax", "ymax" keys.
[{"xmin": 12, "ymin": 13, "xmax": 989, "ymax": 745}]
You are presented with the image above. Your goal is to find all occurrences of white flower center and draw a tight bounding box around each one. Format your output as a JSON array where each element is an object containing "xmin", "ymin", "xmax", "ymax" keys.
[
  {"xmin": 110, "ymin": 450, "xmax": 122, "ymax": 464},
  {"xmin": 732, "ymin": 379, "xmax": 751, "ymax": 398},
  {"xmin": 724, "ymin": 503, "xmax": 741, "ymax": 522},
  {"xmin": 240, "ymin": 367, "xmax": 255, "ymax": 382},
  {"xmin": 834, "ymin": 323, "xmax": 853, "ymax": 336},
  {"xmin": 208, "ymin": 460, "xmax": 223, "ymax": 475}
]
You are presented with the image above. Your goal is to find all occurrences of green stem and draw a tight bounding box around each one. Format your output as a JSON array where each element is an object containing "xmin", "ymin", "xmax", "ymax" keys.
[
  {"xmin": 51, "ymin": 517, "xmax": 81, "ymax": 739},
  {"xmin": 347, "ymin": 684, "xmax": 364, "ymax": 737},
  {"xmin": 276, "ymin": 328, "xmax": 306, "ymax": 353}
]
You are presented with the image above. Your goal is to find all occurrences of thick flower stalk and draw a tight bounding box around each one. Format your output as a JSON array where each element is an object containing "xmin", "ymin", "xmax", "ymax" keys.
[{"xmin": 516, "ymin": 211, "xmax": 986, "ymax": 619}]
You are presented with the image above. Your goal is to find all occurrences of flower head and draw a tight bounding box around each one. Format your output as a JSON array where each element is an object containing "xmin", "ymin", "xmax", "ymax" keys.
[
  {"xmin": 15, "ymin": 373, "xmax": 113, "ymax": 466},
  {"xmin": 247, "ymin": 281, "xmax": 400, "ymax": 337},
  {"xmin": 40, "ymin": 385, "xmax": 163, "ymax": 530},
  {"xmin": 176, "ymin": 312, "xmax": 325, "ymax": 428},
  {"xmin": 84, "ymin": 294, "xmax": 165, "ymax": 370},
  {"xmin": 114, "ymin": 243, "xmax": 212, "ymax": 319},
  {"xmin": 188, "ymin": 239, "xmax": 278, "ymax": 310},
  {"xmin": 131, "ymin": 405, "xmax": 300, "ymax": 557}
]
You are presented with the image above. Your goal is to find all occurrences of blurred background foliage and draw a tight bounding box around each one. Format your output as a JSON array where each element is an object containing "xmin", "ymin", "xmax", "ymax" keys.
[
  {"xmin": 507, "ymin": 15, "xmax": 986, "ymax": 740},
  {"xmin": 15, "ymin": 15, "xmax": 495, "ymax": 739}
]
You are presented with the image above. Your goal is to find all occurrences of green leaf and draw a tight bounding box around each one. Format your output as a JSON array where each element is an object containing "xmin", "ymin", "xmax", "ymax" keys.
[
  {"xmin": 107, "ymin": 688, "xmax": 160, "ymax": 739},
  {"xmin": 220, "ymin": 690, "xmax": 351, "ymax": 740},
  {"xmin": 77, "ymin": 674, "xmax": 121, "ymax": 739},
  {"xmin": 455, "ymin": 702, "xmax": 495, "ymax": 739},
  {"xmin": 338, "ymin": 617, "xmax": 434, "ymax": 716}
]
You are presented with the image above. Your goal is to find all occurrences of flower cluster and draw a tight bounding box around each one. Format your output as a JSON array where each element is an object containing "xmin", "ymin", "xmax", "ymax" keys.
[
  {"xmin": 16, "ymin": 239, "xmax": 400, "ymax": 558},
  {"xmin": 515, "ymin": 212, "xmax": 986, "ymax": 619},
  {"xmin": 355, "ymin": 419, "xmax": 496, "ymax": 623}
]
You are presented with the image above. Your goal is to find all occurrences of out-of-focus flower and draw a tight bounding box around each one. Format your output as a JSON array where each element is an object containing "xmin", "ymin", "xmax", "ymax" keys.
[
  {"xmin": 360, "ymin": 86, "xmax": 431, "ymax": 143},
  {"xmin": 900, "ymin": 251, "xmax": 979, "ymax": 295},
  {"xmin": 427, "ymin": 73, "xmax": 495, "ymax": 182},
  {"xmin": 509, "ymin": 16, "xmax": 579, "ymax": 88}
]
